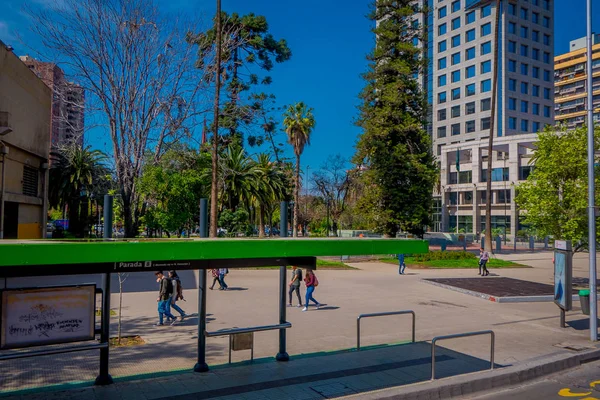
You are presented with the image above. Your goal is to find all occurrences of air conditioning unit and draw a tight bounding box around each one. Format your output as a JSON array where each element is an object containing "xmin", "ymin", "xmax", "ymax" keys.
[{"xmin": 0, "ymin": 111, "xmax": 12, "ymax": 136}]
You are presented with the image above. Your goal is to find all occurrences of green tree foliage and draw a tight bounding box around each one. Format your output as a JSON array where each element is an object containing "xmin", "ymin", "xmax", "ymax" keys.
[
  {"xmin": 353, "ymin": 0, "xmax": 437, "ymax": 237},
  {"xmin": 48, "ymin": 144, "xmax": 109, "ymax": 237},
  {"xmin": 188, "ymin": 12, "xmax": 291, "ymax": 147},
  {"xmin": 139, "ymin": 148, "xmax": 211, "ymax": 237},
  {"xmin": 283, "ymin": 102, "xmax": 316, "ymax": 237},
  {"xmin": 515, "ymin": 125, "xmax": 600, "ymax": 243}
]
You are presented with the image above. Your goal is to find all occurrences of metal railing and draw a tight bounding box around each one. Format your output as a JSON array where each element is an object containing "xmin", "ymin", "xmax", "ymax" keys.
[
  {"xmin": 356, "ymin": 310, "xmax": 416, "ymax": 351},
  {"xmin": 431, "ymin": 330, "xmax": 495, "ymax": 380},
  {"xmin": 205, "ymin": 322, "xmax": 292, "ymax": 364}
]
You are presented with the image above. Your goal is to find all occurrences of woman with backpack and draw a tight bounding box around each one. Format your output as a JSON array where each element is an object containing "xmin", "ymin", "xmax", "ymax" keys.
[
  {"xmin": 302, "ymin": 269, "xmax": 321, "ymax": 311},
  {"xmin": 168, "ymin": 270, "xmax": 187, "ymax": 322}
]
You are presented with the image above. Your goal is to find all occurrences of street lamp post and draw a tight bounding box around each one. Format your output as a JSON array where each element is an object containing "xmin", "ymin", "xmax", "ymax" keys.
[{"xmin": 585, "ymin": 0, "xmax": 597, "ymax": 342}]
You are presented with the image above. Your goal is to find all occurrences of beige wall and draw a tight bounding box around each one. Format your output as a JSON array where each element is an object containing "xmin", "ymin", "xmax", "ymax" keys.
[{"xmin": 0, "ymin": 40, "xmax": 51, "ymax": 239}]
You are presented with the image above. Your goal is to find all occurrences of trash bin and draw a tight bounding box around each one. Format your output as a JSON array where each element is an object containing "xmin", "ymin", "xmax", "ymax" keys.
[{"xmin": 580, "ymin": 289, "xmax": 590, "ymax": 315}]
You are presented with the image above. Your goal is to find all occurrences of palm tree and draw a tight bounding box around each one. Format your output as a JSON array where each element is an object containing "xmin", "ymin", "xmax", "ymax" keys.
[
  {"xmin": 252, "ymin": 153, "xmax": 286, "ymax": 237},
  {"xmin": 283, "ymin": 102, "xmax": 316, "ymax": 237},
  {"xmin": 49, "ymin": 144, "xmax": 108, "ymax": 237}
]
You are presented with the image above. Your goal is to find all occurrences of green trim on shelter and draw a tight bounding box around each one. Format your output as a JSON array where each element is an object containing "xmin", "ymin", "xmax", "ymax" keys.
[{"xmin": 0, "ymin": 239, "xmax": 428, "ymax": 267}]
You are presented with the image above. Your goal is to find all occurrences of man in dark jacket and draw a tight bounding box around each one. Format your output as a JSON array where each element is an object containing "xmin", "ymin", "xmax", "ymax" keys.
[{"xmin": 155, "ymin": 271, "xmax": 176, "ymax": 326}]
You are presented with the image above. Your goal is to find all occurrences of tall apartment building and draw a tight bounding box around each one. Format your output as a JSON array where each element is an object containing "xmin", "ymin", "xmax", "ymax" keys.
[
  {"xmin": 425, "ymin": 0, "xmax": 554, "ymax": 237},
  {"xmin": 554, "ymin": 35, "xmax": 600, "ymax": 128},
  {"xmin": 19, "ymin": 56, "xmax": 85, "ymax": 151}
]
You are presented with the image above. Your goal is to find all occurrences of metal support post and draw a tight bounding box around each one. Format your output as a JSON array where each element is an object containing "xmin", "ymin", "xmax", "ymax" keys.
[
  {"xmin": 195, "ymin": 198, "xmax": 209, "ymax": 372},
  {"xmin": 586, "ymin": 0, "xmax": 597, "ymax": 342},
  {"xmin": 276, "ymin": 201, "xmax": 289, "ymax": 361},
  {"xmin": 103, "ymin": 195, "xmax": 113, "ymax": 239},
  {"xmin": 560, "ymin": 309, "xmax": 566, "ymax": 329},
  {"xmin": 0, "ymin": 145, "xmax": 7, "ymax": 239},
  {"xmin": 95, "ymin": 272, "xmax": 113, "ymax": 385}
]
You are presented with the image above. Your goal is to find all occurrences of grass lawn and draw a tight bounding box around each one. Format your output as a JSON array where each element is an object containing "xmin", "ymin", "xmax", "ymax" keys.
[
  {"xmin": 379, "ymin": 257, "xmax": 527, "ymax": 269},
  {"xmin": 241, "ymin": 259, "xmax": 357, "ymax": 270}
]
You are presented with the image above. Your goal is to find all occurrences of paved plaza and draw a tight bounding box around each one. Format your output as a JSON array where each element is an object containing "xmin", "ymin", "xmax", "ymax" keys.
[{"xmin": 1, "ymin": 250, "xmax": 599, "ymax": 398}]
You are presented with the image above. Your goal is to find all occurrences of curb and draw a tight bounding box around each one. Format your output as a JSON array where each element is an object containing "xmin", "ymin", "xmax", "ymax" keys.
[
  {"xmin": 340, "ymin": 347, "xmax": 600, "ymax": 400},
  {"xmin": 423, "ymin": 279, "xmax": 579, "ymax": 303}
]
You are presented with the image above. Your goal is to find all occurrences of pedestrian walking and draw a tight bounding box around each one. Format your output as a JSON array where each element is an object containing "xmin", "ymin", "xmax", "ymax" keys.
[
  {"xmin": 397, "ymin": 254, "xmax": 406, "ymax": 275},
  {"xmin": 209, "ymin": 268, "xmax": 222, "ymax": 290},
  {"xmin": 154, "ymin": 271, "xmax": 176, "ymax": 326},
  {"xmin": 302, "ymin": 269, "xmax": 320, "ymax": 311},
  {"xmin": 168, "ymin": 270, "xmax": 187, "ymax": 322},
  {"xmin": 218, "ymin": 268, "xmax": 229, "ymax": 290},
  {"xmin": 288, "ymin": 266, "xmax": 303, "ymax": 307},
  {"xmin": 479, "ymin": 247, "xmax": 490, "ymax": 276}
]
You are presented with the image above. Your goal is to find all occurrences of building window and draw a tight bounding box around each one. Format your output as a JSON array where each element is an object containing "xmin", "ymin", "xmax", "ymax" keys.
[
  {"xmin": 451, "ymin": 52, "xmax": 461, "ymax": 65},
  {"xmin": 438, "ymin": 23, "xmax": 447, "ymax": 35},
  {"xmin": 481, "ymin": 79, "xmax": 491, "ymax": 92},
  {"xmin": 521, "ymin": 82, "xmax": 529, "ymax": 94},
  {"xmin": 481, "ymin": 41, "xmax": 491, "ymax": 55},
  {"xmin": 466, "ymin": 28, "xmax": 475, "ymax": 42},
  {"xmin": 438, "ymin": 74, "xmax": 447, "ymax": 87},
  {"xmin": 543, "ymin": 34, "xmax": 550, "ymax": 46},
  {"xmin": 438, "ymin": 91, "xmax": 447, "ymax": 103},
  {"xmin": 438, "ymin": 40, "xmax": 447, "ymax": 52},
  {"xmin": 481, "ymin": 22, "xmax": 491, "ymax": 36},
  {"xmin": 476, "ymin": 60, "xmax": 489, "ymax": 75},
  {"xmin": 466, "ymin": 83, "xmax": 476, "ymax": 96},
  {"xmin": 466, "ymin": 120, "xmax": 476, "ymax": 133},
  {"xmin": 451, "ymin": 105, "xmax": 461, "ymax": 118},
  {"xmin": 544, "ymin": 105, "xmax": 551, "ymax": 118},
  {"xmin": 22, "ymin": 166, "xmax": 39, "ymax": 197},
  {"xmin": 520, "ymin": 26, "xmax": 528, "ymax": 39},
  {"xmin": 532, "ymin": 103, "xmax": 540, "ymax": 115},
  {"xmin": 533, "ymin": 121, "xmax": 541, "ymax": 132},
  {"xmin": 508, "ymin": 79, "xmax": 517, "ymax": 91},
  {"xmin": 543, "ymin": 0, "xmax": 550, "ymax": 11},
  {"xmin": 438, "ymin": 57, "xmax": 447, "ymax": 69},
  {"xmin": 532, "ymin": 30, "xmax": 540, "ymax": 42},
  {"xmin": 466, "ymin": 47, "xmax": 476, "ymax": 60},
  {"xmin": 452, "ymin": 17, "xmax": 461, "ymax": 30},
  {"xmin": 508, "ymin": 22, "xmax": 516, "ymax": 34},
  {"xmin": 481, "ymin": 4, "xmax": 491, "ymax": 17},
  {"xmin": 451, "ymin": 123, "xmax": 461, "ymax": 135},
  {"xmin": 532, "ymin": 48, "xmax": 540, "ymax": 60},
  {"xmin": 533, "ymin": 85, "xmax": 540, "ymax": 97},
  {"xmin": 438, "ymin": 108, "xmax": 447, "ymax": 121},
  {"xmin": 542, "ymin": 16, "xmax": 550, "ymax": 28},
  {"xmin": 508, "ymin": 3, "xmax": 517, "ymax": 15},
  {"xmin": 480, "ymin": 216, "xmax": 511, "ymax": 232},
  {"xmin": 481, "ymin": 117, "xmax": 491, "ymax": 130},
  {"xmin": 452, "ymin": 0, "xmax": 461, "ymax": 12},
  {"xmin": 520, "ymin": 165, "xmax": 533, "ymax": 180},
  {"xmin": 466, "ymin": 65, "xmax": 476, "ymax": 78},
  {"xmin": 466, "ymin": 10, "xmax": 476, "ymax": 24},
  {"xmin": 543, "ymin": 52, "xmax": 550, "ymax": 64},
  {"xmin": 509, "ymin": 117, "xmax": 517, "ymax": 129},
  {"xmin": 459, "ymin": 171, "xmax": 473, "ymax": 184},
  {"xmin": 437, "ymin": 126, "xmax": 447, "ymax": 138},
  {"xmin": 520, "ymin": 7, "xmax": 528, "ymax": 20},
  {"xmin": 521, "ymin": 63, "xmax": 529, "ymax": 75},
  {"xmin": 451, "ymin": 88, "xmax": 461, "ymax": 100},
  {"xmin": 438, "ymin": 6, "xmax": 447, "ymax": 18},
  {"xmin": 451, "ymin": 70, "xmax": 461, "ymax": 83},
  {"xmin": 452, "ymin": 35, "xmax": 461, "ymax": 47},
  {"xmin": 521, "ymin": 100, "xmax": 529, "ymax": 113},
  {"xmin": 521, "ymin": 119, "xmax": 529, "ymax": 132},
  {"xmin": 481, "ymin": 98, "xmax": 491, "ymax": 111},
  {"xmin": 508, "ymin": 41, "xmax": 516, "ymax": 53},
  {"xmin": 520, "ymin": 44, "xmax": 528, "ymax": 57},
  {"xmin": 508, "ymin": 98, "xmax": 517, "ymax": 110},
  {"xmin": 544, "ymin": 87, "xmax": 551, "ymax": 99},
  {"xmin": 532, "ymin": 12, "xmax": 539, "ymax": 24},
  {"xmin": 466, "ymin": 102, "xmax": 475, "ymax": 114},
  {"xmin": 508, "ymin": 59, "xmax": 517, "ymax": 72},
  {"xmin": 497, "ymin": 190, "xmax": 511, "ymax": 204},
  {"xmin": 543, "ymin": 70, "xmax": 551, "ymax": 81}
]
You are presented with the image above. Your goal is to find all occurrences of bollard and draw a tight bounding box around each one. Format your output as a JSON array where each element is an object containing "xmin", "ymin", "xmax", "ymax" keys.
[
  {"xmin": 495, "ymin": 236, "xmax": 502, "ymax": 254},
  {"xmin": 441, "ymin": 240, "xmax": 447, "ymax": 251},
  {"xmin": 529, "ymin": 236, "xmax": 535, "ymax": 251}
]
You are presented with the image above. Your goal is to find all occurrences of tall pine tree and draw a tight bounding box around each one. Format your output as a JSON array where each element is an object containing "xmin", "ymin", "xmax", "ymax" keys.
[{"xmin": 353, "ymin": 0, "xmax": 437, "ymax": 237}]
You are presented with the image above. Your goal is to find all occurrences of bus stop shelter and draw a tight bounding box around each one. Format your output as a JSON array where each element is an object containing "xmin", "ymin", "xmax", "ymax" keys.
[{"xmin": 0, "ymin": 238, "xmax": 428, "ymax": 386}]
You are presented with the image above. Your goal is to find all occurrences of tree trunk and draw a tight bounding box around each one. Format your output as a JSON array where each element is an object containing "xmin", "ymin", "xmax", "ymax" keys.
[
  {"xmin": 294, "ymin": 154, "xmax": 300, "ymax": 237},
  {"xmin": 258, "ymin": 205, "xmax": 266, "ymax": 237},
  {"xmin": 68, "ymin": 198, "xmax": 79, "ymax": 236},
  {"xmin": 80, "ymin": 196, "xmax": 89, "ymax": 238},
  {"xmin": 209, "ymin": 0, "xmax": 223, "ymax": 238},
  {"xmin": 485, "ymin": 0, "xmax": 501, "ymax": 252}
]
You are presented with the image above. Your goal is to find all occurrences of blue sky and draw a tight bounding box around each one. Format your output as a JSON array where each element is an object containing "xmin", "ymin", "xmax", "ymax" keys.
[{"xmin": 0, "ymin": 0, "xmax": 598, "ymax": 171}]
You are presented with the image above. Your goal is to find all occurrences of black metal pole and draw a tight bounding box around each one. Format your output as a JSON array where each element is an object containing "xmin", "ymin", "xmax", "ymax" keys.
[
  {"xmin": 276, "ymin": 201, "xmax": 289, "ymax": 361},
  {"xmin": 194, "ymin": 198, "xmax": 209, "ymax": 372},
  {"xmin": 103, "ymin": 195, "xmax": 113, "ymax": 239},
  {"xmin": 95, "ymin": 199, "xmax": 113, "ymax": 385}
]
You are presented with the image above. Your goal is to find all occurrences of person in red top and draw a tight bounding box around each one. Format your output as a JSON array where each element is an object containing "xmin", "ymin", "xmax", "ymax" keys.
[
  {"xmin": 302, "ymin": 269, "xmax": 321, "ymax": 312},
  {"xmin": 209, "ymin": 269, "xmax": 222, "ymax": 290}
]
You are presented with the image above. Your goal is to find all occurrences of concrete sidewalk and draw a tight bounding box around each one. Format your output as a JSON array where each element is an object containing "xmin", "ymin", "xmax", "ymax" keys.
[{"xmin": 1, "ymin": 251, "xmax": 598, "ymax": 395}]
